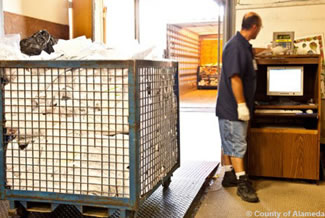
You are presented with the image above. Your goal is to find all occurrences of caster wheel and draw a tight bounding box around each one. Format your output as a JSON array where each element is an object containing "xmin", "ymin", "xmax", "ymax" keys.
[
  {"xmin": 126, "ymin": 210, "xmax": 136, "ymax": 218},
  {"xmin": 9, "ymin": 203, "xmax": 30, "ymax": 218},
  {"xmin": 162, "ymin": 177, "xmax": 171, "ymax": 189}
]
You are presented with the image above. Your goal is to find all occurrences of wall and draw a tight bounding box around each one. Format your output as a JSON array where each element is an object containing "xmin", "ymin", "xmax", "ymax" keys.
[
  {"xmin": 3, "ymin": 0, "xmax": 68, "ymax": 25},
  {"xmin": 4, "ymin": 12, "xmax": 69, "ymax": 39},
  {"xmin": 236, "ymin": 0, "xmax": 325, "ymax": 142},
  {"xmin": 200, "ymin": 35, "xmax": 222, "ymax": 65},
  {"xmin": 3, "ymin": 0, "xmax": 69, "ymax": 39},
  {"xmin": 0, "ymin": 1, "xmax": 3, "ymax": 37},
  {"xmin": 237, "ymin": 0, "xmax": 325, "ymax": 8},
  {"xmin": 236, "ymin": 1, "xmax": 325, "ymax": 48},
  {"xmin": 167, "ymin": 25, "xmax": 200, "ymax": 95}
]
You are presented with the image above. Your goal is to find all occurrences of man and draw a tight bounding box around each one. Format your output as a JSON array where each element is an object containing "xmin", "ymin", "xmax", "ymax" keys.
[{"xmin": 215, "ymin": 12, "xmax": 262, "ymax": 203}]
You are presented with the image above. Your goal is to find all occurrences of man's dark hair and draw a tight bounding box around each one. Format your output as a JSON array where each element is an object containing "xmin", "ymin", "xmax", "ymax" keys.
[{"xmin": 241, "ymin": 14, "xmax": 261, "ymax": 30}]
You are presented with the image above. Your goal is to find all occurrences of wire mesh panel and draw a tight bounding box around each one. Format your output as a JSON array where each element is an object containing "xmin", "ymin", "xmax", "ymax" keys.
[
  {"xmin": 0, "ymin": 60, "xmax": 179, "ymax": 216},
  {"xmin": 2, "ymin": 64, "xmax": 130, "ymax": 198},
  {"xmin": 138, "ymin": 62, "xmax": 179, "ymax": 196}
]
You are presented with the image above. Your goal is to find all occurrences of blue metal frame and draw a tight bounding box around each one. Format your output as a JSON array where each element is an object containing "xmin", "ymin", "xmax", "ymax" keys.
[
  {"xmin": 0, "ymin": 60, "xmax": 180, "ymax": 216},
  {"xmin": 134, "ymin": 60, "xmax": 180, "ymax": 204},
  {"xmin": 127, "ymin": 60, "xmax": 140, "ymax": 211}
]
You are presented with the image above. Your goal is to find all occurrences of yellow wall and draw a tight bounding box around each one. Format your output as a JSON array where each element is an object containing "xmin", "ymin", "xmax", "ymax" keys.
[
  {"xmin": 3, "ymin": 0, "xmax": 68, "ymax": 25},
  {"xmin": 200, "ymin": 36, "xmax": 222, "ymax": 66}
]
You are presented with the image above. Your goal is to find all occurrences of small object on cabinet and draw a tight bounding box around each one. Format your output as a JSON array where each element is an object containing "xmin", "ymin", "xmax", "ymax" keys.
[{"xmin": 272, "ymin": 32, "xmax": 295, "ymax": 54}]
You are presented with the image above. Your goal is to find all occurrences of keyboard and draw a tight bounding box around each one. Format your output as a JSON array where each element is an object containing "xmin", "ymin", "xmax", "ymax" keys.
[{"xmin": 255, "ymin": 109, "xmax": 303, "ymax": 114}]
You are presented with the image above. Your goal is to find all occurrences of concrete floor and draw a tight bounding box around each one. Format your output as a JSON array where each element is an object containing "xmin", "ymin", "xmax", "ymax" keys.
[
  {"xmin": 180, "ymin": 89, "xmax": 325, "ymax": 218},
  {"xmin": 195, "ymin": 168, "xmax": 325, "ymax": 218},
  {"xmin": 3, "ymin": 89, "xmax": 323, "ymax": 218},
  {"xmin": 180, "ymin": 89, "xmax": 220, "ymax": 162}
]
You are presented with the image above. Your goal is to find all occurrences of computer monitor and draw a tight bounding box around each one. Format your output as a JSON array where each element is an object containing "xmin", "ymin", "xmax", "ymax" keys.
[{"xmin": 267, "ymin": 66, "xmax": 304, "ymax": 96}]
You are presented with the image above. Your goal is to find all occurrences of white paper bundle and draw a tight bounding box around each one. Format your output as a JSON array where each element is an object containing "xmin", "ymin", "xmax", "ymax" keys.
[
  {"xmin": 4, "ymin": 65, "xmax": 131, "ymax": 197},
  {"xmin": 4, "ymin": 65, "xmax": 129, "ymax": 142},
  {"xmin": 6, "ymin": 133, "xmax": 130, "ymax": 197}
]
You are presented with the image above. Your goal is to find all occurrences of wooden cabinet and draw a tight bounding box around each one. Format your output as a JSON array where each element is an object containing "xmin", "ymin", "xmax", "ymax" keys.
[
  {"xmin": 248, "ymin": 128, "xmax": 318, "ymax": 179},
  {"xmin": 247, "ymin": 55, "xmax": 321, "ymax": 181}
]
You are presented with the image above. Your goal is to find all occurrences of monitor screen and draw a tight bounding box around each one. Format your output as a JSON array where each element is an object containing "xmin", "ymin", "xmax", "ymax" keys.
[{"xmin": 267, "ymin": 66, "xmax": 304, "ymax": 96}]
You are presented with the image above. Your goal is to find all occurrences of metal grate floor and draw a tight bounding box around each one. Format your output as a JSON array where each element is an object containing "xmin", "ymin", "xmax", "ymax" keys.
[
  {"xmin": 137, "ymin": 161, "xmax": 219, "ymax": 218},
  {"xmin": 0, "ymin": 161, "xmax": 218, "ymax": 218}
]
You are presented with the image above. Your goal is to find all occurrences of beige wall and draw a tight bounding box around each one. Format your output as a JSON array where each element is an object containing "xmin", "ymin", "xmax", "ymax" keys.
[
  {"xmin": 238, "ymin": 0, "xmax": 325, "ymax": 7},
  {"xmin": 0, "ymin": 1, "xmax": 3, "ymax": 36},
  {"xmin": 236, "ymin": 1, "xmax": 325, "ymax": 48},
  {"xmin": 3, "ymin": 0, "xmax": 68, "ymax": 25},
  {"xmin": 236, "ymin": 0, "xmax": 325, "ymax": 141}
]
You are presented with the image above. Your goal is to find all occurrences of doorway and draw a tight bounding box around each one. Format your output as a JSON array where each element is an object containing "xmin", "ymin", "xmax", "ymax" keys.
[
  {"xmin": 140, "ymin": 0, "xmax": 224, "ymax": 161},
  {"xmin": 162, "ymin": 1, "xmax": 224, "ymax": 162}
]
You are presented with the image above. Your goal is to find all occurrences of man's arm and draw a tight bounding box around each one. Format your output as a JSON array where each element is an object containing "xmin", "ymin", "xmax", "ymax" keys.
[
  {"xmin": 231, "ymin": 75, "xmax": 245, "ymax": 103},
  {"xmin": 231, "ymin": 75, "xmax": 250, "ymax": 121}
]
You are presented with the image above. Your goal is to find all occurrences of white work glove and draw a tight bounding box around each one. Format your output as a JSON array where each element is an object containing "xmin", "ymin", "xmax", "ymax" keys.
[{"xmin": 237, "ymin": 103, "xmax": 250, "ymax": 121}]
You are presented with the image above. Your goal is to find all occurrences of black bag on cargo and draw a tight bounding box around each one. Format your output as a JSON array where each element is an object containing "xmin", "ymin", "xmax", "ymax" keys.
[{"xmin": 20, "ymin": 30, "xmax": 58, "ymax": 56}]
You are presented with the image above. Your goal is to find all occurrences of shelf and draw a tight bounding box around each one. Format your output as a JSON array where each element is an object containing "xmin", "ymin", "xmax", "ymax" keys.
[
  {"xmin": 250, "ymin": 127, "xmax": 318, "ymax": 134},
  {"xmin": 254, "ymin": 113, "xmax": 318, "ymax": 118},
  {"xmin": 255, "ymin": 104, "xmax": 318, "ymax": 109},
  {"xmin": 257, "ymin": 54, "xmax": 319, "ymax": 59},
  {"xmin": 197, "ymin": 85, "xmax": 217, "ymax": 89},
  {"xmin": 256, "ymin": 54, "xmax": 320, "ymax": 65}
]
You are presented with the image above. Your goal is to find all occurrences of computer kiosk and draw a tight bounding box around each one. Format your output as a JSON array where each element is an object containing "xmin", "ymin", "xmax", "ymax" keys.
[{"xmin": 247, "ymin": 54, "xmax": 321, "ymax": 181}]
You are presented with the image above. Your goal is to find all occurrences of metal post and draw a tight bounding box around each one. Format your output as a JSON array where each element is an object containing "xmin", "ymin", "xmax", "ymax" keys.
[
  {"xmin": 0, "ymin": 0, "xmax": 4, "ymax": 37},
  {"xmin": 217, "ymin": 3, "xmax": 221, "ymax": 74},
  {"xmin": 92, "ymin": 0, "xmax": 96, "ymax": 41},
  {"xmin": 223, "ymin": 0, "xmax": 236, "ymax": 44},
  {"xmin": 134, "ymin": 0, "xmax": 140, "ymax": 43}
]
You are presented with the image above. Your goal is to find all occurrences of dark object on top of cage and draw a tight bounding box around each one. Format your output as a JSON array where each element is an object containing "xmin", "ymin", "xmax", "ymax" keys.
[{"xmin": 20, "ymin": 30, "xmax": 58, "ymax": 56}]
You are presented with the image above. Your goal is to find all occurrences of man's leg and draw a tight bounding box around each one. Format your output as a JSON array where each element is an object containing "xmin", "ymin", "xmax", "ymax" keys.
[
  {"xmin": 223, "ymin": 154, "xmax": 232, "ymax": 166},
  {"xmin": 219, "ymin": 119, "xmax": 238, "ymax": 187},
  {"xmin": 231, "ymin": 156, "xmax": 245, "ymax": 177},
  {"xmin": 229, "ymin": 123, "xmax": 258, "ymax": 203},
  {"xmin": 221, "ymin": 153, "xmax": 237, "ymax": 187},
  {"xmin": 220, "ymin": 119, "xmax": 259, "ymax": 202},
  {"xmin": 231, "ymin": 156, "xmax": 258, "ymax": 203}
]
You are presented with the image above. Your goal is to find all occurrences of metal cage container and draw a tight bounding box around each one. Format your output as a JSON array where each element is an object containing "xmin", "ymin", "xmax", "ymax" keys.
[{"xmin": 0, "ymin": 60, "xmax": 180, "ymax": 218}]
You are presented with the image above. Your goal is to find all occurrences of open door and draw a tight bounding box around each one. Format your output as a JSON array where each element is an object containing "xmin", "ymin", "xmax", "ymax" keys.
[
  {"xmin": 71, "ymin": 0, "xmax": 105, "ymax": 42},
  {"xmin": 72, "ymin": 0, "xmax": 92, "ymax": 39}
]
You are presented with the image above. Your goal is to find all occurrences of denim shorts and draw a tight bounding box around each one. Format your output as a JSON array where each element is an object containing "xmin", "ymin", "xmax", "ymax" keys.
[{"xmin": 218, "ymin": 118, "xmax": 248, "ymax": 158}]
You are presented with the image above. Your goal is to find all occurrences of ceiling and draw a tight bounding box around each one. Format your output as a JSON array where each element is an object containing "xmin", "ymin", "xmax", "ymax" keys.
[{"xmin": 174, "ymin": 21, "xmax": 222, "ymax": 35}]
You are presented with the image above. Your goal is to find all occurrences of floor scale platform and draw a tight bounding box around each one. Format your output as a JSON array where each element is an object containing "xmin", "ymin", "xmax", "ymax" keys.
[{"xmin": 0, "ymin": 161, "xmax": 218, "ymax": 218}]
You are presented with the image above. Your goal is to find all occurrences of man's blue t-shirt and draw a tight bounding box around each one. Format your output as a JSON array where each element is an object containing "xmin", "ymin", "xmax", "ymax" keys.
[{"xmin": 215, "ymin": 31, "xmax": 256, "ymax": 121}]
